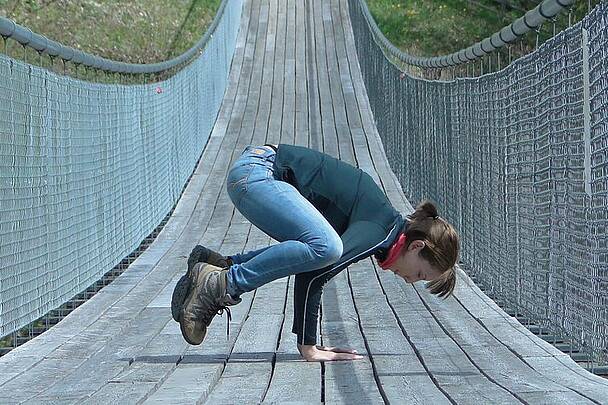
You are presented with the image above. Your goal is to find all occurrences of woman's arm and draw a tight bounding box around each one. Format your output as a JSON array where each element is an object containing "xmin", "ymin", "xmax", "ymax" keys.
[{"xmin": 292, "ymin": 221, "xmax": 393, "ymax": 362}]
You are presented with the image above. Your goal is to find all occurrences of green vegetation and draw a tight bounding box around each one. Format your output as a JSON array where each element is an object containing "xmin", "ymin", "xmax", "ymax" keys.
[
  {"xmin": 366, "ymin": 0, "xmax": 521, "ymax": 56},
  {"xmin": 0, "ymin": 0, "xmax": 221, "ymax": 63},
  {"xmin": 365, "ymin": 0, "xmax": 592, "ymax": 57}
]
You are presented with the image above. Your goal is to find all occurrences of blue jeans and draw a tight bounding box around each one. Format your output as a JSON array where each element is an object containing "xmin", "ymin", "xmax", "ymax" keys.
[{"xmin": 225, "ymin": 145, "xmax": 343, "ymax": 298}]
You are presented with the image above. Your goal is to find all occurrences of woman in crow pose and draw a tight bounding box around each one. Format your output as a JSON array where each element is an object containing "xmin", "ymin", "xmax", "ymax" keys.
[{"xmin": 172, "ymin": 144, "xmax": 460, "ymax": 362}]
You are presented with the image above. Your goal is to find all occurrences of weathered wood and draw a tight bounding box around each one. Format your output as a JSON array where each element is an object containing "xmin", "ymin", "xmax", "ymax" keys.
[
  {"xmin": 314, "ymin": 0, "xmax": 338, "ymax": 157},
  {"xmin": 294, "ymin": 0, "xmax": 309, "ymax": 148},
  {"xmin": 266, "ymin": 0, "xmax": 286, "ymax": 146},
  {"xmin": 375, "ymin": 261, "xmax": 523, "ymax": 402},
  {"xmin": 321, "ymin": 271, "xmax": 385, "ymax": 404},
  {"xmin": 413, "ymin": 278, "xmax": 593, "ymax": 401},
  {"xmin": 304, "ymin": 0, "xmax": 322, "ymax": 151},
  {"xmin": 262, "ymin": 277, "xmax": 323, "ymax": 404},
  {"xmin": 203, "ymin": 275, "xmax": 285, "ymax": 403},
  {"xmin": 347, "ymin": 260, "xmax": 450, "ymax": 404},
  {"xmin": 281, "ymin": 0, "xmax": 297, "ymax": 146},
  {"xmin": 33, "ymin": 308, "xmax": 171, "ymax": 401},
  {"xmin": 144, "ymin": 365, "xmax": 223, "ymax": 404},
  {"xmin": 452, "ymin": 268, "xmax": 608, "ymax": 402},
  {"xmin": 324, "ymin": 0, "xmax": 357, "ymax": 165}
]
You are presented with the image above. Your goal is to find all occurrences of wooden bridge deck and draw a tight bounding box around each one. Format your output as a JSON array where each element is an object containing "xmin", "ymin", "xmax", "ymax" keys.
[{"xmin": 1, "ymin": 0, "xmax": 607, "ymax": 403}]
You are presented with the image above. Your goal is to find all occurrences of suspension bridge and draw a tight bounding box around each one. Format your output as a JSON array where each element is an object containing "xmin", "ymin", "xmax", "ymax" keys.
[{"xmin": 0, "ymin": 0, "xmax": 607, "ymax": 403}]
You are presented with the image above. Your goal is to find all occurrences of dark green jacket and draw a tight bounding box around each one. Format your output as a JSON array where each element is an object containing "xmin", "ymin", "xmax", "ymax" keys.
[{"xmin": 273, "ymin": 144, "xmax": 404, "ymax": 345}]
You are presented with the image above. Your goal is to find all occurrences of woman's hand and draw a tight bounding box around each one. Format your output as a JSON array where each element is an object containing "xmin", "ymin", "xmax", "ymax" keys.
[{"xmin": 297, "ymin": 343, "xmax": 364, "ymax": 362}]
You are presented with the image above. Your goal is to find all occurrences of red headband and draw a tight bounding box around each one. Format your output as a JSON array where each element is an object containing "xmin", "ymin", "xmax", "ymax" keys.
[{"xmin": 378, "ymin": 233, "xmax": 407, "ymax": 270}]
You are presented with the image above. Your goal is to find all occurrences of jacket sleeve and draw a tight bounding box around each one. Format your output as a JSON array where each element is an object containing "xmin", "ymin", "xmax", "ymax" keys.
[{"xmin": 291, "ymin": 221, "xmax": 390, "ymax": 346}]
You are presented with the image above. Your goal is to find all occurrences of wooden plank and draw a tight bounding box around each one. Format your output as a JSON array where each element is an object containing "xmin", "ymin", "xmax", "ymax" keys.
[
  {"xmin": 324, "ymin": 0, "xmax": 356, "ymax": 165},
  {"xmin": 82, "ymin": 382, "xmax": 157, "ymax": 405},
  {"xmin": 294, "ymin": 0, "xmax": 309, "ymax": 147},
  {"xmin": 332, "ymin": 0, "xmax": 364, "ymax": 132},
  {"xmin": 205, "ymin": 3, "xmax": 298, "ymax": 400},
  {"xmin": 262, "ymin": 277, "xmax": 322, "ymax": 404},
  {"xmin": 347, "ymin": 260, "xmax": 450, "ymax": 403},
  {"xmin": 524, "ymin": 355, "xmax": 608, "ymax": 403},
  {"xmin": 313, "ymin": 0, "xmax": 338, "ymax": 157},
  {"xmin": 281, "ymin": 0, "xmax": 297, "ymax": 146},
  {"xmin": 86, "ymin": 323, "xmax": 189, "ymax": 404},
  {"xmin": 203, "ymin": 243, "xmax": 285, "ymax": 402},
  {"xmin": 261, "ymin": 1, "xmax": 324, "ymax": 398},
  {"xmin": 412, "ymin": 277, "xmax": 593, "ymax": 401},
  {"xmin": 250, "ymin": 0, "xmax": 276, "ymax": 146},
  {"xmin": 142, "ymin": 365, "xmax": 223, "ymax": 404},
  {"xmin": 145, "ymin": 1, "xmax": 278, "ymax": 400},
  {"xmin": 321, "ymin": 271, "xmax": 384, "ymax": 404},
  {"xmin": 239, "ymin": 0, "xmax": 271, "ymax": 148},
  {"xmin": 23, "ymin": 307, "xmax": 168, "ymax": 402},
  {"xmin": 337, "ymin": 0, "xmax": 413, "ymax": 212},
  {"xmin": 305, "ymin": 0, "xmax": 323, "ymax": 151},
  {"xmin": 453, "ymin": 268, "xmax": 608, "ymax": 403},
  {"xmin": 375, "ymin": 263, "xmax": 520, "ymax": 402},
  {"xmin": 0, "ymin": 357, "xmax": 85, "ymax": 403},
  {"xmin": 266, "ymin": 0, "xmax": 286, "ymax": 146}
]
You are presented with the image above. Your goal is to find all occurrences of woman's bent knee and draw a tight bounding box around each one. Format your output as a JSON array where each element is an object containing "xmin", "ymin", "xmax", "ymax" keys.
[{"xmin": 310, "ymin": 234, "xmax": 343, "ymax": 268}]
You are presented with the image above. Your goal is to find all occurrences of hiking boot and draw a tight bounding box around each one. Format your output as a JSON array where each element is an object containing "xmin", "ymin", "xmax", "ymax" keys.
[
  {"xmin": 171, "ymin": 245, "xmax": 231, "ymax": 322},
  {"xmin": 178, "ymin": 263, "xmax": 241, "ymax": 345}
]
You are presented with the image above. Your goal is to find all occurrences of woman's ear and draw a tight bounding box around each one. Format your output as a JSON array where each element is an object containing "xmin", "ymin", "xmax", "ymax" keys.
[{"xmin": 408, "ymin": 240, "xmax": 426, "ymax": 251}]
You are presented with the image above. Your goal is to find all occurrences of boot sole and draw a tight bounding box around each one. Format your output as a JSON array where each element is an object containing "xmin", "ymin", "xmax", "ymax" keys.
[
  {"xmin": 172, "ymin": 248, "xmax": 227, "ymax": 323},
  {"xmin": 179, "ymin": 262, "xmax": 217, "ymax": 345},
  {"xmin": 171, "ymin": 274, "xmax": 191, "ymax": 322}
]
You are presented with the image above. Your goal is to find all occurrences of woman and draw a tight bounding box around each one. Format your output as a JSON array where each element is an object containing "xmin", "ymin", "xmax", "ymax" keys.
[{"xmin": 172, "ymin": 144, "xmax": 460, "ymax": 362}]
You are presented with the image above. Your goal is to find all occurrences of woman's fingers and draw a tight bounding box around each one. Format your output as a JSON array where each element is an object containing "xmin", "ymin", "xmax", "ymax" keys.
[
  {"xmin": 303, "ymin": 350, "xmax": 364, "ymax": 362},
  {"xmin": 300, "ymin": 345, "xmax": 364, "ymax": 362},
  {"xmin": 316, "ymin": 345, "xmax": 359, "ymax": 354},
  {"xmin": 335, "ymin": 352, "xmax": 364, "ymax": 361}
]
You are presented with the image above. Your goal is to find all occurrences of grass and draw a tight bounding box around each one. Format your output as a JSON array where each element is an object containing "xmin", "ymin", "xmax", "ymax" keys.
[
  {"xmin": 365, "ymin": 0, "xmax": 594, "ymax": 58},
  {"xmin": 0, "ymin": 0, "xmax": 221, "ymax": 64},
  {"xmin": 365, "ymin": 0, "xmax": 522, "ymax": 57}
]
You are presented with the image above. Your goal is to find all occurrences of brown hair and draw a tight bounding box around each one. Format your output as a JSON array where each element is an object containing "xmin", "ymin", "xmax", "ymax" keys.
[{"xmin": 402, "ymin": 200, "xmax": 460, "ymax": 298}]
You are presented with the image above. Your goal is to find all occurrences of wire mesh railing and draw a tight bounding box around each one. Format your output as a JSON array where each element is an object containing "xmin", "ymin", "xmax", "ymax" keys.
[
  {"xmin": 0, "ymin": 0, "xmax": 244, "ymax": 340},
  {"xmin": 349, "ymin": 0, "xmax": 608, "ymax": 368}
]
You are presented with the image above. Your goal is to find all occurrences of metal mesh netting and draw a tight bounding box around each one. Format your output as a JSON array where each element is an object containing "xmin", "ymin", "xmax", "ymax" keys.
[
  {"xmin": 349, "ymin": 0, "xmax": 608, "ymax": 364},
  {"xmin": 0, "ymin": 0, "xmax": 243, "ymax": 338}
]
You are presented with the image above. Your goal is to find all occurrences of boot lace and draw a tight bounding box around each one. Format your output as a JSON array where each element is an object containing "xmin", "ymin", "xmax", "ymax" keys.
[{"xmin": 199, "ymin": 299, "xmax": 232, "ymax": 341}]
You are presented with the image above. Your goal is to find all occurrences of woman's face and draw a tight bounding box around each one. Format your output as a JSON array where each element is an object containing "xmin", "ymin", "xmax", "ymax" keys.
[{"xmin": 384, "ymin": 240, "xmax": 443, "ymax": 283}]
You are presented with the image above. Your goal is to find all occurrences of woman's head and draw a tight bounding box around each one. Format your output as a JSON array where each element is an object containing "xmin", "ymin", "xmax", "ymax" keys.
[{"xmin": 387, "ymin": 200, "xmax": 460, "ymax": 298}]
